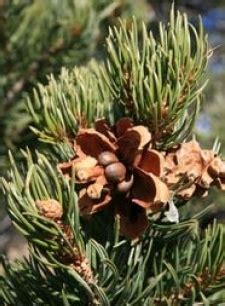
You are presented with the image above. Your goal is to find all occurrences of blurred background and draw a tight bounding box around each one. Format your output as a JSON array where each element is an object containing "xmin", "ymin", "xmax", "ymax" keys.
[{"xmin": 1, "ymin": 0, "xmax": 225, "ymax": 263}]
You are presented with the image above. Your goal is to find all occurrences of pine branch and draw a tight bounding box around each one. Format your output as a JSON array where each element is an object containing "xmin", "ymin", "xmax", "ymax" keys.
[
  {"xmin": 27, "ymin": 64, "xmax": 110, "ymax": 143},
  {"xmin": 2, "ymin": 189, "xmax": 225, "ymax": 305},
  {"xmin": 0, "ymin": 0, "xmax": 151, "ymax": 176},
  {"xmin": 103, "ymin": 10, "xmax": 211, "ymax": 148},
  {"xmin": 2, "ymin": 6, "xmax": 225, "ymax": 306},
  {"xmin": 28, "ymin": 11, "xmax": 211, "ymax": 150},
  {"xmin": 0, "ymin": 150, "xmax": 118, "ymax": 304}
]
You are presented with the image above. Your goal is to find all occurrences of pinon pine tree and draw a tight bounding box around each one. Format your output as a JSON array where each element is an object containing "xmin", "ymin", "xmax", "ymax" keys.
[{"xmin": 1, "ymin": 9, "xmax": 225, "ymax": 305}]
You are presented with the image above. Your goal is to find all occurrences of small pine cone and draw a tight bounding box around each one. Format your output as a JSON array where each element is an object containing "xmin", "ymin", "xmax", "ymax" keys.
[
  {"xmin": 36, "ymin": 199, "xmax": 63, "ymax": 221},
  {"xmin": 74, "ymin": 256, "xmax": 95, "ymax": 284}
]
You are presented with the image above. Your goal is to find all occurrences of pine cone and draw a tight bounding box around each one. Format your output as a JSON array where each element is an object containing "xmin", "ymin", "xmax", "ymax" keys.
[
  {"xmin": 36, "ymin": 199, "xmax": 63, "ymax": 221},
  {"xmin": 164, "ymin": 140, "xmax": 225, "ymax": 200},
  {"xmin": 58, "ymin": 118, "xmax": 170, "ymax": 239}
]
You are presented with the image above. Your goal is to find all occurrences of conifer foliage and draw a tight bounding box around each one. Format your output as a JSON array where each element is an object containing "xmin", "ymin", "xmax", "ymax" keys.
[
  {"xmin": 0, "ymin": 0, "xmax": 148, "ymax": 172},
  {"xmin": 1, "ymin": 8, "xmax": 225, "ymax": 306}
]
